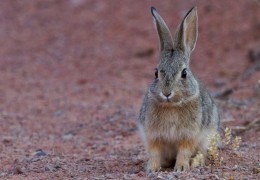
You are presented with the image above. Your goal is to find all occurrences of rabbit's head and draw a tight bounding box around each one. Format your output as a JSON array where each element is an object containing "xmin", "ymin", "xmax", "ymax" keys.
[{"xmin": 150, "ymin": 7, "xmax": 199, "ymax": 106}]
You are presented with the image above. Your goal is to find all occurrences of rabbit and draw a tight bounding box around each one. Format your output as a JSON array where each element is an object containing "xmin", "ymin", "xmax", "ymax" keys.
[{"xmin": 138, "ymin": 6, "xmax": 220, "ymax": 173}]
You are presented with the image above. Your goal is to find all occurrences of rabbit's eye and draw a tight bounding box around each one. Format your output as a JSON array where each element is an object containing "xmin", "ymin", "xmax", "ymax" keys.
[
  {"xmin": 160, "ymin": 69, "xmax": 165, "ymax": 74},
  {"xmin": 155, "ymin": 68, "xmax": 158, "ymax": 79},
  {"xmin": 181, "ymin": 68, "xmax": 187, "ymax": 78}
]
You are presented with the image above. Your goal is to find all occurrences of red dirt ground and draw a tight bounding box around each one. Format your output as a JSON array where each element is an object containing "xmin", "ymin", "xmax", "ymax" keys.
[{"xmin": 0, "ymin": 0, "xmax": 259, "ymax": 179}]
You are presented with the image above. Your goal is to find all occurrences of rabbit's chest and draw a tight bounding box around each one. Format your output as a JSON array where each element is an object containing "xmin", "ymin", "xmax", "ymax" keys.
[{"xmin": 147, "ymin": 108, "xmax": 199, "ymax": 141}]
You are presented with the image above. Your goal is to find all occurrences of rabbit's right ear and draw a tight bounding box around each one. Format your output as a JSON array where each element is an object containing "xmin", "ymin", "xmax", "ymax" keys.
[{"xmin": 151, "ymin": 7, "xmax": 174, "ymax": 52}]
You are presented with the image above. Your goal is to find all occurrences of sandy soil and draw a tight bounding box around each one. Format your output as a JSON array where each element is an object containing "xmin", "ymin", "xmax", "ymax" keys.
[{"xmin": 0, "ymin": 0, "xmax": 259, "ymax": 179}]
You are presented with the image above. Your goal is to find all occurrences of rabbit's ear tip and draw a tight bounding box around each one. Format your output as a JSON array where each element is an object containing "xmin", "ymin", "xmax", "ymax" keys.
[
  {"xmin": 191, "ymin": 6, "xmax": 197, "ymax": 12},
  {"xmin": 151, "ymin": 6, "xmax": 157, "ymax": 16},
  {"xmin": 184, "ymin": 6, "xmax": 198, "ymax": 20}
]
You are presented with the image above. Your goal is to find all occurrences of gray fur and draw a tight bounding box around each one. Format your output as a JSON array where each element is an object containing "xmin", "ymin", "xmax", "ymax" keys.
[{"xmin": 138, "ymin": 7, "xmax": 220, "ymax": 173}]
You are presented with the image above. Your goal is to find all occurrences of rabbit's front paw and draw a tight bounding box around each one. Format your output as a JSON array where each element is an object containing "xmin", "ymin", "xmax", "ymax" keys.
[
  {"xmin": 174, "ymin": 161, "xmax": 190, "ymax": 172},
  {"xmin": 146, "ymin": 157, "xmax": 161, "ymax": 173},
  {"xmin": 174, "ymin": 139, "xmax": 193, "ymax": 172}
]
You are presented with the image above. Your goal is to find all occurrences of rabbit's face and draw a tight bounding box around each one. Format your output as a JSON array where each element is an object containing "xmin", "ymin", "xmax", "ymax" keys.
[
  {"xmin": 150, "ymin": 50, "xmax": 199, "ymax": 105},
  {"xmin": 149, "ymin": 7, "xmax": 199, "ymax": 105}
]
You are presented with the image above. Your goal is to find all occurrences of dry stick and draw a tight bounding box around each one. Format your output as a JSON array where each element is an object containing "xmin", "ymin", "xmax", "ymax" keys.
[{"xmin": 230, "ymin": 118, "xmax": 260, "ymax": 133}]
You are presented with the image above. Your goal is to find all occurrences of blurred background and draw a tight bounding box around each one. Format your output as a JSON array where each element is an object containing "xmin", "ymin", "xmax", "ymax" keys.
[{"xmin": 0, "ymin": 0, "xmax": 259, "ymax": 179}]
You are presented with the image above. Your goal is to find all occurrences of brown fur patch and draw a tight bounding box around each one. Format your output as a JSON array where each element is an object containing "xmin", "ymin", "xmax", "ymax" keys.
[
  {"xmin": 148, "ymin": 139, "xmax": 163, "ymax": 152},
  {"xmin": 147, "ymin": 139, "xmax": 163, "ymax": 171},
  {"xmin": 178, "ymin": 139, "xmax": 195, "ymax": 150}
]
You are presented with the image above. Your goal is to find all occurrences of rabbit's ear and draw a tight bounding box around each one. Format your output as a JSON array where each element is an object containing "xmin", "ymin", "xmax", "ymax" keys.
[
  {"xmin": 174, "ymin": 7, "xmax": 198, "ymax": 54},
  {"xmin": 151, "ymin": 7, "xmax": 174, "ymax": 52}
]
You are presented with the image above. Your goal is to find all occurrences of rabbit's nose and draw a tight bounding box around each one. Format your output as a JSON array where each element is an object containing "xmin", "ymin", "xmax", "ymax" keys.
[
  {"xmin": 164, "ymin": 93, "xmax": 171, "ymax": 97},
  {"xmin": 160, "ymin": 92, "xmax": 174, "ymax": 100}
]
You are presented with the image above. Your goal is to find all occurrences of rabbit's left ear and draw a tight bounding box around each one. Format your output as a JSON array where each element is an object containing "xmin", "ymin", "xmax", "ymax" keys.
[
  {"xmin": 151, "ymin": 7, "xmax": 174, "ymax": 52},
  {"xmin": 174, "ymin": 7, "xmax": 198, "ymax": 54}
]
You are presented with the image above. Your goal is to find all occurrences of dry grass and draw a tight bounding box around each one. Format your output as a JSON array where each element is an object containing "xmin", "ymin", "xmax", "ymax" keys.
[
  {"xmin": 207, "ymin": 128, "xmax": 242, "ymax": 166},
  {"xmin": 192, "ymin": 127, "xmax": 242, "ymax": 169}
]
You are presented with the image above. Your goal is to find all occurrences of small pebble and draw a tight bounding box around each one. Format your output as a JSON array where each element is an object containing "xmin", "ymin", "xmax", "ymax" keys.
[{"xmin": 34, "ymin": 149, "xmax": 47, "ymax": 157}]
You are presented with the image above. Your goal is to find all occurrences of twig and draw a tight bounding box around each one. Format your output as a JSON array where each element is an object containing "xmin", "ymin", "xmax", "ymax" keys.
[{"xmin": 230, "ymin": 118, "xmax": 260, "ymax": 133}]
